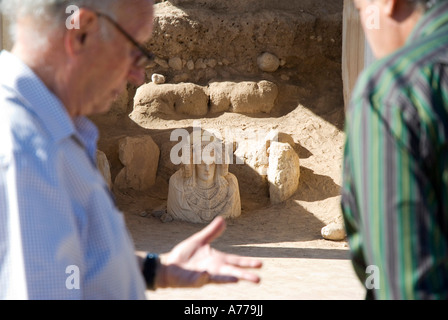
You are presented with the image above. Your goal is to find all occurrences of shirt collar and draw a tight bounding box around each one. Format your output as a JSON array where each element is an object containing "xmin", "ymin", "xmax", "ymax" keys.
[
  {"xmin": 407, "ymin": 1, "xmax": 448, "ymax": 43},
  {"xmin": 0, "ymin": 50, "xmax": 99, "ymax": 160}
]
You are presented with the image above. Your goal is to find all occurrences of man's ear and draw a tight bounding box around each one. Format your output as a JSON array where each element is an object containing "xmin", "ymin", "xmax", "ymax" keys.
[
  {"xmin": 64, "ymin": 8, "xmax": 99, "ymax": 56},
  {"xmin": 381, "ymin": 0, "xmax": 398, "ymax": 17}
]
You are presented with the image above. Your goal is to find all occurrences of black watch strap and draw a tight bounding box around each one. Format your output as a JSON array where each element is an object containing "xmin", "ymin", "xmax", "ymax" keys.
[{"xmin": 143, "ymin": 253, "xmax": 159, "ymax": 290}]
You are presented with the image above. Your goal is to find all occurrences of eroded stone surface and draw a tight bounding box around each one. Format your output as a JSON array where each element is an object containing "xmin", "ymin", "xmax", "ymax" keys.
[
  {"xmin": 267, "ymin": 140, "xmax": 301, "ymax": 204},
  {"xmin": 257, "ymin": 52, "xmax": 280, "ymax": 72},
  {"xmin": 164, "ymin": 134, "xmax": 241, "ymax": 223},
  {"xmin": 114, "ymin": 136, "xmax": 160, "ymax": 191},
  {"xmin": 209, "ymin": 81, "xmax": 278, "ymax": 114},
  {"xmin": 232, "ymin": 131, "xmax": 300, "ymax": 203},
  {"xmin": 96, "ymin": 150, "xmax": 112, "ymax": 190},
  {"xmin": 132, "ymin": 80, "xmax": 278, "ymax": 121},
  {"xmin": 132, "ymin": 82, "xmax": 209, "ymax": 118}
]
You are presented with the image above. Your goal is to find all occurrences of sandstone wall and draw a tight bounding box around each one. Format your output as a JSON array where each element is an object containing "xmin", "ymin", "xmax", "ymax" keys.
[{"xmin": 147, "ymin": 0, "xmax": 343, "ymax": 86}]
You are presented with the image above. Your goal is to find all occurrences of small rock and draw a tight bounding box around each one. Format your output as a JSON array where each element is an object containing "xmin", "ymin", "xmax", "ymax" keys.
[
  {"xmin": 186, "ymin": 60, "xmax": 195, "ymax": 70},
  {"xmin": 154, "ymin": 57, "xmax": 169, "ymax": 69},
  {"xmin": 321, "ymin": 222, "xmax": 346, "ymax": 241},
  {"xmin": 173, "ymin": 73, "xmax": 189, "ymax": 83},
  {"xmin": 257, "ymin": 52, "xmax": 280, "ymax": 72},
  {"xmin": 195, "ymin": 58, "xmax": 207, "ymax": 69},
  {"xmin": 139, "ymin": 210, "xmax": 149, "ymax": 217},
  {"xmin": 151, "ymin": 204, "xmax": 167, "ymax": 218},
  {"xmin": 205, "ymin": 58, "xmax": 217, "ymax": 68},
  {"xmin": 160, "ymin": 212, "xmax": 174, "ymax": 223},
  {"xmin": 151, "ymin": 73, "xmax": 166, "ymax": 84},
  {"xmin": 169, "ymin": 57, "xmax": 183, "ymax": 71}
]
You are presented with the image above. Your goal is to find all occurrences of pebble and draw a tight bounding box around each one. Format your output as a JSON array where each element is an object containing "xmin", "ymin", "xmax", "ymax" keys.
[
  {"xmin": 151, "ymin": 73, "xmax": 166, "ymax": 84},
  {"xmin": 195, "ymin": 58, "xmax": 207, "ymax": 69},
  {"xmin": 257, "ymin": 52, "xmax": 280, "ymax": 72},
  {"xmin": 154, "ymin": 57, "xmax": 169, "ymax": 69},
  {"xmin": 186, "ymin": 60, "xmax": 195, "ymax": 70},
  {"xmin": 169, "ymin": 57, "xmax": 183, "ymax": 71}
]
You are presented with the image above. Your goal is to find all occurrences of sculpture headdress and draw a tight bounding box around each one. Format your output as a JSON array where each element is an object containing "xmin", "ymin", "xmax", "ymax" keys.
[{"xmin": 183, "ymin": 129, "xmax": 230, "ymax": 180}]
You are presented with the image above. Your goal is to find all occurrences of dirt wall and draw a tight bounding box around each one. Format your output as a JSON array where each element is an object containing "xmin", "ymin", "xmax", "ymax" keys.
[{"xmin": 146, "ymin": 0, "xmax": 343, "ymax": 86}]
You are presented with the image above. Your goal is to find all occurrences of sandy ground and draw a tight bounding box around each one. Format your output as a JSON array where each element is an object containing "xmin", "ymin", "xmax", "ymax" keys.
[{"xmin": 124, "ymin": 202, "xmax": 366, "ymax": 300}]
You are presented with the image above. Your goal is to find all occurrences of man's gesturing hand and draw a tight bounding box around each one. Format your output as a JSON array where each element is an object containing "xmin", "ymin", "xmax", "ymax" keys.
[{"xmin": 156, "ymin": 216, "xmax": 262, "ymax": 288}]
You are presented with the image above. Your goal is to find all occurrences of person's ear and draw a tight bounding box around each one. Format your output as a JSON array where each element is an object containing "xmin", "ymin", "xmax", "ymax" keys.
[
  {"xmin": 64, "ymin": 8, "xmax": 100, "ymax": 56},
  {"xmin": 381, "ymin": 0, "xmax": 398, "ymax": 17}
]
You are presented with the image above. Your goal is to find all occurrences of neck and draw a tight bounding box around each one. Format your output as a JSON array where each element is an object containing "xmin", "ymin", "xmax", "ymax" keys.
[
  {"xmin": 196, "ymin": 178, "xmax": 215, "ymax": 189},
  {"xmin": 397, "ymin": 8, "xmax": 424, "ymax": 43},
  {"xmin": 376, "ymin": 6, "xmax": 425, "ymax": 58}
]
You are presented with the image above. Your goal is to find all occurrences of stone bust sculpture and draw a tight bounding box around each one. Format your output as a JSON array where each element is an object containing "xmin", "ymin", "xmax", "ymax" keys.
[{"xmin": 162, "ymin": 134, "xmax": 241, "ymax": 224}]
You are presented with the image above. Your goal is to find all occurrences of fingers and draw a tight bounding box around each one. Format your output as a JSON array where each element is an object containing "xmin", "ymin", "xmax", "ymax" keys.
[
  {"xmin": 209, "ymin": 275, "xmax": 259, "ymax": 284},
  {"xmin": 190, "ymin": 270, "xmax": 260, "ymax": 286},
  {"xmin": 162, "ymin": 259, "xmax": 262, "ymax": 288},
  {"xmin": 208, "ymin": 274, "xmax": 239, "ymax": 284},
  {"xmin": 163, "ymin": 265, "xmax": 211, "ymax": 288},
  {"xmin": 192, "ymin": 216, "xmax": 227, "ymax": 246},
  {"xmin": 224, "ymin": 254, "xmax": 263, "ymax": 269},
  {"xmin": 209, "ymin": 265, "xmax": 261, "ymax": 284},
  {"xmin": 234, "ymin": 272, "xmax": 261, "ymax": 284},
  {"xmin": 209, "ymin": 252, "xmax": 262, "ymax": 284}
]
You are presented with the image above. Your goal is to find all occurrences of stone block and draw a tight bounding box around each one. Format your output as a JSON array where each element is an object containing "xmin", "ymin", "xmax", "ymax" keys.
[
  {"xmin": 96, "ymin": 150, "xmax": 112, "ymax": 189},
  {"xmin": 208, "ymin": 80, "xmax": 278, "ymax": 114},
  {"xmin": 114, "ymin": 135, "xmax": 160, "ymax": 191},
  {"xmin": 133, "ymin": 82, "xmax": 209, "ymax": 118},
  {"xmin": 267, "ymin": 140, "xmax": 300, "ymax": 204}
]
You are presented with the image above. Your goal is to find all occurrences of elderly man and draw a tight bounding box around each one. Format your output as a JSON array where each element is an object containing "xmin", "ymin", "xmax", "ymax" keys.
[
  {"xmin": 342, "ymin": 0, "xmax": 448, "ymax": 299},
  {"xmin": 0, "ymin": 0, "xmax": 261, "ymax": 300}
]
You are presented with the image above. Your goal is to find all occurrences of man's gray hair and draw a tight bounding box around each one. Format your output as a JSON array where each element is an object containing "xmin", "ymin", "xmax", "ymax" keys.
[
  {"xmin": 366, "ymin": 0, "xmax": 444, "ymax": 10},
  {"xmin": 412, "ymin": 0, "xmax": 442, "ymax": 9},
  {"xmin": 0, "ymin": 0, "xmax": 120, "ymax": 22},
  {"xmin": 0, "ymin": 0, "xmax": 121, "ymax": 44}
]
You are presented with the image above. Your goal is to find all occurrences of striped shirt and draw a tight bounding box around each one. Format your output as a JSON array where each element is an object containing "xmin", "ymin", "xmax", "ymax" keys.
[
  {"xmin": 341, "ymin": 1, "xmax": 448, "ymax": 299},
  {"xmin": 0, "ymin": 50, "xmax": 146, "ymax": 299}
]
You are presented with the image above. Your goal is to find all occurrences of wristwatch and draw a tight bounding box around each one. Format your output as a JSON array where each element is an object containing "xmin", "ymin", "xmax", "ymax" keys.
[{"xmin": 143, "ymin": 253, "xmax": 160, "ymax": 290}]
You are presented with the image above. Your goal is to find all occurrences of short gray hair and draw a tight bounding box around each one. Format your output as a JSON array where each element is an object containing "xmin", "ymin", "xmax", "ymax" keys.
[
  {"xmin": 0, "ymin": 0, "xmax": 121, "ymax": 44},
  {"xmin": 366, "ymin": 0, "xmax": 444, "ymax": 10},
  {"xmin": 0, "ymin": 0, "xmax": 120, "ymax": 22},
  {"xmin": 411, "ymin": 0, "xmax": 441, "ymax": 9}
]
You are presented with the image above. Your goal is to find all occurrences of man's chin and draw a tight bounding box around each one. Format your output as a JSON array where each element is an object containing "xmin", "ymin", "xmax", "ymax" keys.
[
  {"xmin": 88, "ymin": 101, "xmax": 113, "ymax": 116},
  {"xmin": 87, "ymin": 91, "xmax": 125, "ymax": 116}
]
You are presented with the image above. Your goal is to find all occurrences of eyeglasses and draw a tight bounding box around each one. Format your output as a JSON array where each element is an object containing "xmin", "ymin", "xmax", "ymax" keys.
[{"xmin": 95, "ymin": 11, "xmax": 154, "ymax": 68}]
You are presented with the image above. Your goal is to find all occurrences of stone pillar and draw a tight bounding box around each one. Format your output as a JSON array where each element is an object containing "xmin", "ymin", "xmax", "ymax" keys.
[
  {"xmin": 1, "ymin": 14, "xmax": 13, "ymax": 51},
  {"xmin": 342, "ymin": 0, "xmax": 374, "ymax": 108},
  {"xmin": 0, "ymin": 14, "xmax": 3, "ymax": 51},
  {"xmin": 323, "ymin": 0, "xmax": 376, "ymax": 241}
]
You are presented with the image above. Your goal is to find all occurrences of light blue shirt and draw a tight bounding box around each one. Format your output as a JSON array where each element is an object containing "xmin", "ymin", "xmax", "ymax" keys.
[{"xmin": 0, "ymin": 50, "xmax": 146, "ymax": 300}]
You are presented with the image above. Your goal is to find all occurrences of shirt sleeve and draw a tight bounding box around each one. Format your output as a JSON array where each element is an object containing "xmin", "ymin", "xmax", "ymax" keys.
[
  {"xmin": 342, "ymin": 90, "xmax": 448, "ymax": 299},
  {"xmin": 0, "ymin": 139, "xmax": 84, "ymax": 300},
  {"xmin": 340, "ymin": 137, "xmax": 372, "ymax": 299}
]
